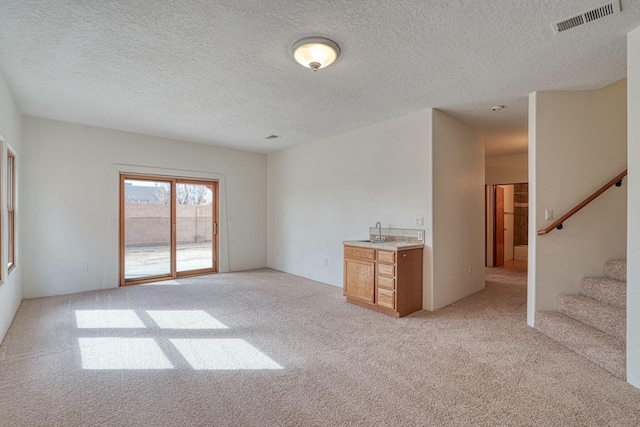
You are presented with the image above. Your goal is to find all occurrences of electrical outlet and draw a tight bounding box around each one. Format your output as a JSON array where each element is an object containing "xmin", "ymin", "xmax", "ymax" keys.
[
  {"xmin": 84, "ymin": 264, "xmax": 91, "ymax": 271},
  {"xmin": 324, "ymin": 258, "xmax": 329, "ymax": 266},
  {"xmin": 468, "ymin": 266, "xmax": 472, "ymax": 274},
  {"xmin": 415, "ymin": 216, "xmax": 424, "ymax": 226}
]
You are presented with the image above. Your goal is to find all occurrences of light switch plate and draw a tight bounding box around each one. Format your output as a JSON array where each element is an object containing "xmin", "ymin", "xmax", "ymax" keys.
[{"xmin": 545, "ymin": 209, "xmax": 553, "ymax": 220}]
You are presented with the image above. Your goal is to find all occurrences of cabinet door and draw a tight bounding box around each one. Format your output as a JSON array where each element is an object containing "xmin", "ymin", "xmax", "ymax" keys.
[{"xmin": 344, "ymin": 258, "xmax": 375, "ymax": 303}]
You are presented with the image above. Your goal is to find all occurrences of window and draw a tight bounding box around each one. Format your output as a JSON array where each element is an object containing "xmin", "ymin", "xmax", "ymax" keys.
[{"xmin": 7, "ymin": 150, "xmax": 15, "ymax": 271}]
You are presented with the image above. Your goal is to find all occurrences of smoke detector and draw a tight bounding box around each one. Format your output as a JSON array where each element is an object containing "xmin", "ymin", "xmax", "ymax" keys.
[{"xmin": 551, "ymin": 1, "xmax": 621, "ymax": 34}]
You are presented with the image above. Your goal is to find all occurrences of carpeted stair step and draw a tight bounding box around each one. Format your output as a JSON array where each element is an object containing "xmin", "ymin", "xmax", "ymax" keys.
[
  {"xmin": 535, "ymin": 311, "xmax": 626, "ymax": 379},
  {"xmin": 557, "ymin": 294, "xmax": 625, "ymax": 340},
  {"xmin": 604, "ymin": 259, "xmax": 626, "ymax": 282},
  {"xmin": 580, "ymin": 276, "xmax": 626, "ymax": 309}
]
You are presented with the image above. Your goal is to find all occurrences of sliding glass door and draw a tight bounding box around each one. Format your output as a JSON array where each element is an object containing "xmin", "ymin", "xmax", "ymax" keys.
[
  {"xmin": 122, "ymin": 178, "xmax": 172, "ymax": 281},
  {"xmin": 176, "ymin": 181, "xmax": 215, "ymax": 273},
  {"xmin": 120, "ymin": 175, "xmax": 218, "ymax": 285}
]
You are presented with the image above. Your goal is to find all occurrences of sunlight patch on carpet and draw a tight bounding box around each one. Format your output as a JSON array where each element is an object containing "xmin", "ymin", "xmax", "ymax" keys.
[
  {"xmin": 146, "ymin": 310, "xmax": 228, "ymax": 329},
  {"xmin": 78, "ymin": 338, "xmax": 174, "ymax": 370},
  {"xmin": 170, "ymin": 339, "xmax": 283, "ymax": 370}
]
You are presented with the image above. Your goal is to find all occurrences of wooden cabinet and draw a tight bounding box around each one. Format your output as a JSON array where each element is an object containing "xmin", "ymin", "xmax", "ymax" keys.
[{"xmin": 343, "ymin": 245, "xmax": 423, "ymax": 317}]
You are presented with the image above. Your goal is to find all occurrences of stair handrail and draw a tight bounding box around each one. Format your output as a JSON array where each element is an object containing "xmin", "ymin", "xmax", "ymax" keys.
[{"xmin": 537, "ymin": 169, "xmax": 627, "ymax": 236}]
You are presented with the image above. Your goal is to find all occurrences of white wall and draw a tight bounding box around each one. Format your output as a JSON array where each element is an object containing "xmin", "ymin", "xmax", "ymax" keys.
[
  {"xmin": 627, "ymin": 26, "xmax": 640, "ymax": 388},
  {"xmin": 22, "ymin": 117, "xmax": 267, "ymax": 298},
  {"xmin": 267, "ymin": 109, "xmax": 485, "ymax": 312},
  {"xmin": 486, "ymin": 153, "xmax": 528, "ymax": 185},
  {"xmin": 530, "ymin": 79, "xmax": 627, "ymax": 313},
  {"xmin": 267, "ymin": 110, "xmax": 434, "ymax": 307},
  {"xmin": 431, "ymin": 109, "xmax": 485, "ymax": 309},
  {"xmin": 267, "ymin": 108, "xmax": 488, "ymax": 312},
  {"xmin": 0, "ymin": 71, "xmax": 22, "ymax": 344}
]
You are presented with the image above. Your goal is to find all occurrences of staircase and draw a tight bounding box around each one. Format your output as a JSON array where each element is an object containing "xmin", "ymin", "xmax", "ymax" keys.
[{"xmin": 535, "ymin": 259, "xmax": 627, "ymax": 379}]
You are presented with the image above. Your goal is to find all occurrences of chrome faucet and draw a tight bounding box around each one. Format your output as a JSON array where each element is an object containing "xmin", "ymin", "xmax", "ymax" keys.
[{"xmin": 375, "ymin": 221, "xmax": 383, "ymax": 241}]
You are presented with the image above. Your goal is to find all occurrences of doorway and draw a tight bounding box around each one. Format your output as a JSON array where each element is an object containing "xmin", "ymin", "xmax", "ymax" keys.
[
  {"xmin": 488, "ymin": 183, "xmax": 528, "ymax": 271},
  {"xmin": 119, "ymin": 175, "xmax": 218, "ymax": 285}
]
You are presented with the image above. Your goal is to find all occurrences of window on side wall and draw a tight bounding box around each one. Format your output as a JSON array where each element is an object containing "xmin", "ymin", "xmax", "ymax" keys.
[{"xmin": 7, "ymin": 150, "xmax": 15, "ymax": 272}]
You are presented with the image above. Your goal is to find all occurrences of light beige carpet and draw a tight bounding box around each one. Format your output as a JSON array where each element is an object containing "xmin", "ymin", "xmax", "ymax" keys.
[{"xmin": 0, "ymin": 268, "xmax": 639, "ymax": 426}]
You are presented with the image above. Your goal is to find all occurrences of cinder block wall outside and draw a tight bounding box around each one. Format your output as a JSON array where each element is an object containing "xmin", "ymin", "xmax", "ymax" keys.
[{"xmin": 124, "ymin": 204, "xmax": 213, "ymax": 246}]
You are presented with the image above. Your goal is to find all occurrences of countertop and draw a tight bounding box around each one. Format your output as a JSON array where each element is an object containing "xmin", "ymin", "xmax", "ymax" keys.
[{"xmin": 343, "ymin": 240, "xmax": 424, "ymax": 251}]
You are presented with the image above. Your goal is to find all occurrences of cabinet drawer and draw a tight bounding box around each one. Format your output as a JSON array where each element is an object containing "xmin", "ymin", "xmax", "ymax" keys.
[
  {"xmin": 377, "ymin": 288, "xmax": 395, "ymax": 310},
  {"xmin": 378, "ymin": 263, "xmax": 395, "ymax": 277},
  {"xmin": 344, "ymin": 246, "xmax": 376, "ymax": 261},
  {"xmin": 378, "ymin": 250, "xmax": 395, "ymax": 264},
  {"xmin": 377, "ymin": 275, "xmax": 395, "ymax": 290}
]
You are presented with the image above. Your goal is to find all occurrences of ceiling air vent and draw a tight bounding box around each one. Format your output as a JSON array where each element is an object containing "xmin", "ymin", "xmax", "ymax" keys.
[{"xmin": 552, "ymin": 0, "xmax": 621, "ymax": 34}]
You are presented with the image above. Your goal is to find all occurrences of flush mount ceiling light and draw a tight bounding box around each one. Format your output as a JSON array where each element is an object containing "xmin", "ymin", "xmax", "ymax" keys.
[
  {"xmin": 491, "ymin": 105, "xmax": 505, "ymax": 112},
  {"xmin": 291, "ymin": 37, "xmax": 340, "ymax": 72}
]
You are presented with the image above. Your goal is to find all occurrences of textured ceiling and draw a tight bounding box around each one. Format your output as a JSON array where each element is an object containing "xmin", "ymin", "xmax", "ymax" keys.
[{"xmin": 1, "ymin": 1, "xmax": 639, "ymax": 155}]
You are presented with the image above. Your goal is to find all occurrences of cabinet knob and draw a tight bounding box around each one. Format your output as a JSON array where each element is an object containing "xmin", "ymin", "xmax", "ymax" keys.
[{"xmin": 402, "ymin": 253, "xmax": 407, "ymax": 259}]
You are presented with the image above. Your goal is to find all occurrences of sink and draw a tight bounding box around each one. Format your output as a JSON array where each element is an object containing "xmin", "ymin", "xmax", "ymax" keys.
[{"xmin": 356, "ymin": 239, "xmax": 386, "ymax": 243}]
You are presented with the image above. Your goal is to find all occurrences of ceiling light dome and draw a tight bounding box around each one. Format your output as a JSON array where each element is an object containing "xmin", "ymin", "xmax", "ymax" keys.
[{"xmin": 292, "ymin": 37, "xmax": 340, "ymax": 72}]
